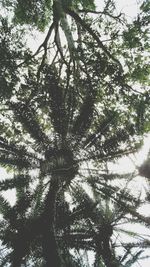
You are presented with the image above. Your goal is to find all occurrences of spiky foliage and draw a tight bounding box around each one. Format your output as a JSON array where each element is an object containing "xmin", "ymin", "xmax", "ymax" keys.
[{"xmin": 0, "ymin": 0, "xmax": 150, "ymax": 266}]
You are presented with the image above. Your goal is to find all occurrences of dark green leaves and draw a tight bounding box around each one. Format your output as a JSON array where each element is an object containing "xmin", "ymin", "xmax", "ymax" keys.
[{"xmin": 0, "ymin": 1, "xmax": 150, "ymax": 266}]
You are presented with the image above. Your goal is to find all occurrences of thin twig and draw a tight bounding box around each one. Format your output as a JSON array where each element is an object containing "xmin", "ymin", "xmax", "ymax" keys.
[{"xmin": 78, "ymin": 9, "xmax": 122, "ymax": 20}]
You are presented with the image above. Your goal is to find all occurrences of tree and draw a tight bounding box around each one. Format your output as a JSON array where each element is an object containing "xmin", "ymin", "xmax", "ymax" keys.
[{"xmin": 0, "ymin": 0, "xmax": 150, "ymax": 266}]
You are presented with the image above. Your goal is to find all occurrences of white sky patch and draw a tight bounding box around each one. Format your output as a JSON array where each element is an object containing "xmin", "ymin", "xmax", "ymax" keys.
[
  {"xmin": 108, "ymin": 135, "xmax": 150, "ymax": 174},
  {"xmin": 2, "ymin": 189, "xmax": 16, "ymax": 206},
  {"xmin": 115, "ymin": 0, "xmax": 141, "ymax": 19}
]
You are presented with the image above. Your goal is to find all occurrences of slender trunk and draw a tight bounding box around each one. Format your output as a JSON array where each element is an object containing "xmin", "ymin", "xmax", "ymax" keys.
[
  {"xmin": 42, "ymin": 177, "xmax": 61, "ymax": 267},
  {"xmin": 42, "ymin": 226, "xmax": 61, "ymax": 267},
  {"xmin": 101, "ymin": 238, "xmax": 120, "ymax": 267},
  {"xmin": 95, "ymin": 233, "xmax": 120, "ymax": 267},
  {"xmin": 12, "ymin": 243, "xmax": 28, "ymax": 267},
  {"xmin": 12, "ymin": 255, "xmax": 23, "ymax": 267}
]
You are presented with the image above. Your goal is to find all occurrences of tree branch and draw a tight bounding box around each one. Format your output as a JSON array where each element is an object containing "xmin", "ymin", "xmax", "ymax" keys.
[
  {"xmin": 17, "ymin": 22, "xmax": 55, "ymax": 69},
  {"xmin": 66, "ymin": 9, "xmax": 123, "ymax": 72},
  {"xmin": 77, "ymin": 8, "xmax": 122, "ymax": 20}
]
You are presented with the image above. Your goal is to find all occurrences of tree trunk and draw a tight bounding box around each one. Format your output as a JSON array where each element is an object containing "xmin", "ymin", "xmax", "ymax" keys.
[
  {"xmin": 42, "ymin": 177, "xmax": 61, "ymax": 267},
  {"xmin": 101, "ymin": 238, "xmax": 120, "ymax": 267}
]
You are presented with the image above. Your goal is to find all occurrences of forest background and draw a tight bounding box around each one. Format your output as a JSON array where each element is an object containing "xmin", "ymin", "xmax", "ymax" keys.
[{"xmin": 0, "ymin": 0, "xmax": 150, "ymax": 266}]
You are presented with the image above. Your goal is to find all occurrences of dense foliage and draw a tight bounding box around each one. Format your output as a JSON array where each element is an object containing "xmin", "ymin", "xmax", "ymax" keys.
[{"xmin": 0, "ymin": 0, "xmax": 150, "ymax": 266}]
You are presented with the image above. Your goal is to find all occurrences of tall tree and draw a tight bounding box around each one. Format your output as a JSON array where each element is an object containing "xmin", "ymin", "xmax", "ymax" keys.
[{"xmin": 0, "ymin": 0, "xmax": 149, "ymax": 266}]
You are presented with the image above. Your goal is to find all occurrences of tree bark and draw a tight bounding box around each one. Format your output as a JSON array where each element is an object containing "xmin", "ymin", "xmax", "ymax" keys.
[
  {"xmin": 101, "ymin": 238, "xmax": 120, "ymax": 267},
  {"xmin": 42, "ymin": 177, "xmax": 61, "ymax": 267}
]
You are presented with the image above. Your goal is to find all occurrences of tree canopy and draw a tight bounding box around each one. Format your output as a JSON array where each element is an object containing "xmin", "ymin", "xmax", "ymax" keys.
[{"xmin": 0, "ymin": 0, "xmax": 150, "ymax": 266}]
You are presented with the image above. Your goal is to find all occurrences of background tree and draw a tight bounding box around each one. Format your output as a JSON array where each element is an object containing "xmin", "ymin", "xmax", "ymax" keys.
[{"xmin": 0, "ymin": 0, "xmax": 150, "ymax": 266}]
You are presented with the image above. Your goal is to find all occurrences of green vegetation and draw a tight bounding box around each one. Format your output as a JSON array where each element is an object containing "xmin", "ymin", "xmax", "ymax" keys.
[{"xmin": 0, "ymin": 0, "xmax": 149, "ymax": 266}]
